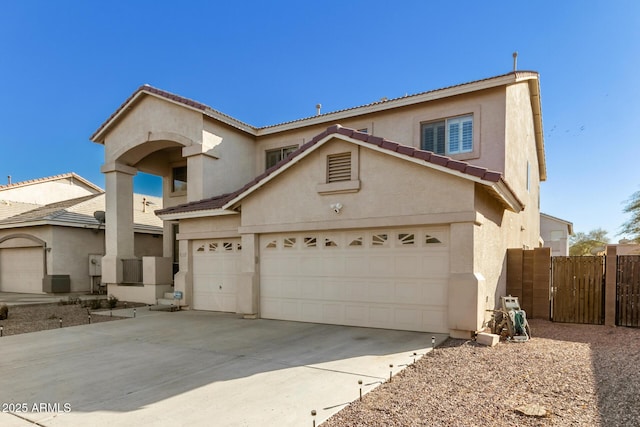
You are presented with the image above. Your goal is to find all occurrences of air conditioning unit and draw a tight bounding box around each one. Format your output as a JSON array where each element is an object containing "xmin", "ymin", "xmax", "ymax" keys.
[{"xmin": 89, "ymin": 254, "xmax": 102, "ymax": 276}]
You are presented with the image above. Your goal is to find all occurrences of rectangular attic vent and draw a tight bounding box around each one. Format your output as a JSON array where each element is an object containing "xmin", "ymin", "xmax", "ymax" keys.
[{"xmin": 327, "ymin": 152, "xmax": 351, "ymax": 183}]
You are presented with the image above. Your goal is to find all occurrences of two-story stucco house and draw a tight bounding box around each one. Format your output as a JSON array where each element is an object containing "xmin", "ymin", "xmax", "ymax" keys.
[{"xmin": 91, "ymin": 71, "xmax": 546, "ymax": 338}]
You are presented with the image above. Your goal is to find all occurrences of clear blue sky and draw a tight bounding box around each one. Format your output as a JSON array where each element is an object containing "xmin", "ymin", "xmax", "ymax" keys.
[{"xmin": 1, "ymin": 1, "xmax": 639, "ymax": 240}]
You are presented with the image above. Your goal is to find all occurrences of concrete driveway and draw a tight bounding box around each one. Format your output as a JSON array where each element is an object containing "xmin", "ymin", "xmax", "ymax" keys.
[{"xmin": 0, "ymin": 308, "xmax": 447, "ymax": 426}]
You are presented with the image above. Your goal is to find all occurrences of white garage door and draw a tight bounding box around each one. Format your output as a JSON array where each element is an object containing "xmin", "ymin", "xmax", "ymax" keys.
[
  {"xmin": 260, "ymin": 228, "xmax": 449, "ymax": 333},
  {"xmin": 0, "ymin": 247, "xmax": 44, "ymax": 293},
  {"xmin": 192, "ymin": 239, "xmax": 241, "ymax": 312}
]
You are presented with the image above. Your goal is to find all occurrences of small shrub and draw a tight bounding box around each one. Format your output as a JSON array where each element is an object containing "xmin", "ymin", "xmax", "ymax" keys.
[
  {"xmin": 89, "ymin": 299, "xmax": 103, "ymax": 310},
  {"xmin": 107, "ymin": 295, "xmax": 119, "ymax": 309},
  {"xmin": 0, "ymin": 304, "xmax": 8, "ymax": 320}
]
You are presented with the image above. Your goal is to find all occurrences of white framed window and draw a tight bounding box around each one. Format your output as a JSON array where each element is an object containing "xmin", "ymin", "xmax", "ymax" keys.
[
  {"xmin": 421, "ymin": 115, "xmax": 473, "ymax": 155},
  {"xmin": 265, "ymin": 145, "xmax": 298, "ymax": 169}
]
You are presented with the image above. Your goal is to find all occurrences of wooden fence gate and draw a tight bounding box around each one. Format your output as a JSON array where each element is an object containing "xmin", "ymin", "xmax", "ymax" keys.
[
  {"xmin": 617, "ymin": 255, "xmax": 640, "ymax": 327},
  {"xmin": 551, "ymin": 256, "xmax": 605, "ymax": 324}
]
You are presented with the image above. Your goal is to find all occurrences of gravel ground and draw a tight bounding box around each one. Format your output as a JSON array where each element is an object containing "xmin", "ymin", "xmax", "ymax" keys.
[
  {"xmin": 324, "ymin": 319, "xmax": 640, "ymax": 427},
  {"xmin": 0, "ymin": 301, "xmax": 140, "ymax": 336}
]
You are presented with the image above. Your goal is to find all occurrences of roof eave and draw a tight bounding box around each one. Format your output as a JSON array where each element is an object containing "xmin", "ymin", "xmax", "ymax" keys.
[
  {"xmin": 257, "ymin": 73, "xmax": 524, "ymax": 136},
  {"xmin": 491, "ymin": 180, "xmax": 525, "ymax": 213},
  {"xmin": 157, "ymin": 208, "xmax": 238, "ymax": 221},
  {"xmin": 522, "ymin": 76, "xmax": 546, "ymax": 181}
]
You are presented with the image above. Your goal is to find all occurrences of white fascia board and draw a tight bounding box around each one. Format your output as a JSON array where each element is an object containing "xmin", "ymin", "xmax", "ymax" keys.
[
  {"xmin": 491, "ymin": 181, "xmax": 524, "ymax": 213},
  {"xmin": 157, "ymin": 208, "xmax": 239, "ymax": 221}
]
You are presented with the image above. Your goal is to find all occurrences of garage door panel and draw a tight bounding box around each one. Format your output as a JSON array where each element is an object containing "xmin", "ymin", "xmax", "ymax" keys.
[
  {"xmin": 299, "ymin": 256, "xmax": 322, "ymax": 276},
  {"xmin": 368, "ymin": 280, "xmax": 395, "ymax": 303},
  {"xmin": 322, "ymin": 304, "xmax": 343, "ymax": 323},
  {"xmin": 280, "ymin": 278, "xmax": 302, "ymax": 299},
  {"xmin": 322, "ymin": 280, "xmax": 346, "ymax": 301},
  {"xmin": 423, "ymin": 308, "xmax": 448, "ymax": 332},
  {"xmin": 395, "ymin": 308, "xmax": 423, "ymax": 329},
  {"xmin": 260, "ymin": 228, "xmax": 450, "ymax": 333},
  {"xmin": 368, "ymin": 256, "xmax": 395, "ymax": 277},
  {"xmin": 344, "ymin": 256, "xmax": 368, "ymax": 276},
  {"xmin": 280, "ymin": 300, "xmax": 300, "ymax": 320},
  {"xmin": 192, "ymin": 239, "xmax": 240, "ymax": 313},
  {"xmin": 344, "ymin": 305, "xmax": 367, "ymax": 325},
  {"xmin": 394, "ymin": 256, "xmax": 421, "ymax": 276},
  {"xmin": 369, "ymin": 306, "xmax": 393, "ymax": 327},
  {"xmin": 300, "ymin": 279, "xmax": 321, "ymax": 299},
  {"xmin": 395, "ymin": 282, "xmax": 423, "ymax": 304},
  {"xmin": 300, "ymin": 303, "xmax": 323, "ymax": 322},
  {"xmin": 321, "ymin": 255, "xmax": 345, "ymax": 275},
  {"xmin": 260, "ymin": 277, "xmax": 280, "ymax": 298},
  {"xmin": 260, "ymin": 298, "xmax": 280, "ymax": 319}
]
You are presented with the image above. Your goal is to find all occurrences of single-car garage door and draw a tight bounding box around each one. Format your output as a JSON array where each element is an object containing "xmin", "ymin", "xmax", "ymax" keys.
[
  {"xmin": 0, "ymin": 247, "xmax": 44, "ymax": 293},
  {"xmin": 260, "ymin": 228, "xmax": 449, "ymax": 333},
  {"xmin": 192, "ymin": 238, "xmax": 242, "ymax": 312}
]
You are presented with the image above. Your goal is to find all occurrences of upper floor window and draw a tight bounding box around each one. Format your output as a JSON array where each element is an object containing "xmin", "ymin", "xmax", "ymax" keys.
[
  {"xmin": 172, "ymin": 166, "xmax": 187, "ymax": 193},
  {"xmin": 266, "ymin": 145, "xmax": 297, "ymax": 169},
  {"xmin": 421, "ymin": 115, "xmax": 473, "ymax": 155}
]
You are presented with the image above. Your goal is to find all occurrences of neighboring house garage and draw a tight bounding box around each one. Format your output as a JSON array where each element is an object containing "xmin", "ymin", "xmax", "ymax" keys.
[
  {"xmin": 0, "ymin": 236, "xmax": 46, "ymax": 293},
  {"xmin": 259, "ymin": 228, "xmax": 449, "ymax": 332}
]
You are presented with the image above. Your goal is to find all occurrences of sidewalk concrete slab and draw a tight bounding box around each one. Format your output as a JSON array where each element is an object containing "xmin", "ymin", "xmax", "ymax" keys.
[{"xmin": 0, "ymin": 310, "xmax": 447, "ymax": 426}]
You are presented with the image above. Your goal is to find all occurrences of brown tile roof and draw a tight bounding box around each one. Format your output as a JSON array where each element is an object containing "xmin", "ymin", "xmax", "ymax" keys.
[
  {"xmin": 156, "ymin": 125, "xmax": 507, "ymax": 217},
  {"xmin": 91, "ymin": 71, "xmax": 541, "ymax": 142}
]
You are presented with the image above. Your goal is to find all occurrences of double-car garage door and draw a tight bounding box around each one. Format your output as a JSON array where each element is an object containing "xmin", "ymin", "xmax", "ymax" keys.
[{"xmin": 191, "ymin": 227, "xmax": 449, "ymax": 333}]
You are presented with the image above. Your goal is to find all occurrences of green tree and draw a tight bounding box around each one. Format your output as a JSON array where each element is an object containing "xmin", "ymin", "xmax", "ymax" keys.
[
  {"xmin": 569, "ymin": 228, "xmax": 610, "ymax": 256},
  {"xmin": 620, "ymin": 190, "xmax": 640, "ymax": 243}
]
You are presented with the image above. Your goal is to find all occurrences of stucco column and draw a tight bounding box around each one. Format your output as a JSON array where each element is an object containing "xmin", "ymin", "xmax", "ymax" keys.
[
  {"xmin": 173, "ymin": 238, "xmax": 192, "ymax": 307},
  {"xmin": 237, "ymin": 233, "xmax": 259, "ymax": 317},
  {"xmin": 448, "ymin": 222, "xmax": 485, "ymax": 338},
  {"xmin": 100, "ymin": 163, "xmax": 137, "ymax": 284},
  {"xmin": 183, "ymin": 133, "xmax": 221, "ymax": 202}
]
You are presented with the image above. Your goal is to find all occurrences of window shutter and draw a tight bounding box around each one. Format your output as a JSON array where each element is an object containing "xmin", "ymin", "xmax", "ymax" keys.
[
  {"xmin": 462, "ymin": 119, "xmax": 472, "ymax": 151},
  {"xmin": 421, "ymin": 121, "xmax": 445, "ymax": 154},
  {"xmin": 327, "ymin": 152, "xmax": 351, "ymax": 183},
  {"xmin": 435, "ymin": 124, "xmax": 445, "ymax": 154}
]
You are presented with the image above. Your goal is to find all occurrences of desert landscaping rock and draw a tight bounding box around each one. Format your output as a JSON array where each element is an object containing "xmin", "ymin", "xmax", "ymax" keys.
[
  {"xmin": 324, "ymin": 319, "xmax": 640, "ymax": 427},
  {"xmin": 0, "ymin": 302, "xmax": 132, "ymax": 336}
]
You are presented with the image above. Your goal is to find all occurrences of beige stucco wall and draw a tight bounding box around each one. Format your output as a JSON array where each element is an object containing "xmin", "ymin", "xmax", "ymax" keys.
[
  {"xmin": 178, "ymin": 215, "xmax": 241, "ymax": 239},
  {"xmin": 504, "ymin": 82, "xmax": 541, "ymax": 247},
  {"xmin": 242, "ymin": 139, "xmax": 475, "ymax": 231},
  {"xmin": 102, "ymin": 96, "xmax": 203, "ymax": 165},
  {"xmin": 254, "ymin": 87, "xmax": 508, "ymax": 178}
]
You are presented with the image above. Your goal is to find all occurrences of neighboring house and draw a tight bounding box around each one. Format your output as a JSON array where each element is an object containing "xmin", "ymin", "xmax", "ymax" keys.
[
  {"xmin": 540, "ymin": 213, "xmax": 573, "ymax": 256},
  {"xmin": 91, "ymin": 71, "xmax": 546, "ymax": 338},
  {"xmin": 0, "ymin": 173, "xmax": 163, "ymax": 294}
]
